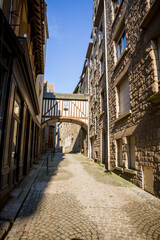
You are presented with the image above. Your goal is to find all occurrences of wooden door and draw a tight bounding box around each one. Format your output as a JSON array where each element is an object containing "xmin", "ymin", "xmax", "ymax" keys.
[
  {"xmin": 48, "ymin": 126, "xmax": 54, "ymax": 149},
  {"xmin": 143, "ymin": 166, "xmax": 154, "ymax": 194}
]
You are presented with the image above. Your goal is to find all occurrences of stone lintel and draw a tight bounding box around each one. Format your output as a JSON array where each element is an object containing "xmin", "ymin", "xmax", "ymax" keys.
[{"xmin": 114, "ymin": 124, "xmax": 137, "ymax": 140}]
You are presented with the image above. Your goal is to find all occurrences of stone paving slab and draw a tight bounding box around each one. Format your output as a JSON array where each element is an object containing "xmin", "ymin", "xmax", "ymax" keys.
[
  {"xmin": 0, "ymin": 157, "xmax": 46, "ymax": 239},
  {"xmin": 4, "ymin": 153, "xmax": 160, "ymax": 240}
]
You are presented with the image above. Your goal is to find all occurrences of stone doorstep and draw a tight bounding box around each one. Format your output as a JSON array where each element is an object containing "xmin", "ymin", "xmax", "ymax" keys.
[{"xmin": 0, "ymin": 158, "xmax": 45, "ymax": 239}]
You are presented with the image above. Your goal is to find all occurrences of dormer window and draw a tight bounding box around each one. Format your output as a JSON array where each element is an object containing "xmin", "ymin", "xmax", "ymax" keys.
[{"xmin": 116, "ymin": 29, "xmax": 126, "ymax": 60}]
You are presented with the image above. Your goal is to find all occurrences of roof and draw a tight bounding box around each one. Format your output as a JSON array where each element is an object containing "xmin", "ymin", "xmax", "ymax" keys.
[{"xmin": 43, "ymin": 92, "xmax": 88, "ymax": 101}]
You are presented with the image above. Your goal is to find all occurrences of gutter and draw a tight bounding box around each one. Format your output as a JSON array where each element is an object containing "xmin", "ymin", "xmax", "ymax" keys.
[
  {"xmin": 103, "ymin": 0, "xmax": 110, "ymax": 171},
  {"xmin": 87, "ymin": 60, "xmax": 90, "ymax": 158}
]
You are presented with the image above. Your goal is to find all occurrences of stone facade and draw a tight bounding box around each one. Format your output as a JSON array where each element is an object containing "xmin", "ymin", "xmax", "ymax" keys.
[
  {"xmin": 87, "ymin": 0, "xmax": 160, "ymax": 197},
  {"xmin": 88, "ymin": 0, "xmax": 107, "ymax": 165},
  {"xmin": 57, "ymin": 122, "xmax": 87, "ymax": 154}
]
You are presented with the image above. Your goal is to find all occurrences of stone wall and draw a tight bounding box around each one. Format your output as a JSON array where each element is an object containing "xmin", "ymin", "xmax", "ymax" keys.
[
  {"xmin": 58, "ymin": 122, "xmax": 87, "ymax": 155},
  {"xmin": 88, "ymin": 0, "xmax": 107, "ymax": 164},
  {"xmin": 105, "ymin": 0, "xmax": 160, "ymax": 197}
]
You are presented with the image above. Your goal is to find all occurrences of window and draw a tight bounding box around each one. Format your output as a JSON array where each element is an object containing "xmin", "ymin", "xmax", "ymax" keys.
[
  {"xmin": 116, "ymin": 30, "xmax": 127, "ymax": 60},
  {"xmin": 112, "ymin": 0, "xmax": 122, "ymax": 14},
  {"xmin": 63, "ymin": 101, "xmax": 69, "ymax": 111},
  {"xmin": 117, "ymin": 77, "xmax": 130, "ymax": 117},
  {"xmin": 99, "ymin": 29, "xmax": 103, "ymax": 46},
  {"xmin": 117, "ymin": 139, "xmax": 123, "ymax": 167},
  {"xmin": 127, "ymin": 136, "xmax": 135, "ymax": 170},
  {"xmin": 100, "ymin": 92, "xmax": 104, "ymax": 112},
  {"xmin": 100, "ymin": 54, "xmax": 104, "ymax": 76},
  {"xmin": 11, "ymin": 97, "xmax": 21, "ymax": 168},
  {"xmin": 95, "ymin": 116, "xmax": 97, "ymax": 134}
]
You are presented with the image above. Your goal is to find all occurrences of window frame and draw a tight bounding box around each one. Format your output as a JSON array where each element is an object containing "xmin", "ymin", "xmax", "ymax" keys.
[
  {"xmin": 116, "ymin": 138, "xmax": 123, "ymax": 167},
  {"xmin": 116, "ymin": 77, "xmax": 130, "ymax": 117},
  {"xmin": 100, "ymin": 54, "xmax": 104, "ymax": 76},
  {"xmin": 127, "ymin": 136, "xmax": 136, "ymax": 170},
  {"xmin": 100, "ymin": 91, "xmax": 104, "ymax": 113},
  {"xmin": 112, "ymin": 0, "xmax": 122, "ymax": 15},
  {"xmin": 116, "ymin": 28, "xmax": 127, "ymax": 61}
]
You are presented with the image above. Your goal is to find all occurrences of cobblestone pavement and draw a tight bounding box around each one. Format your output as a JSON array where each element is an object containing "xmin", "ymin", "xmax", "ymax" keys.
[{"xmin": 5, "ymin": 153, "xmax": 160, "ymax": 240}]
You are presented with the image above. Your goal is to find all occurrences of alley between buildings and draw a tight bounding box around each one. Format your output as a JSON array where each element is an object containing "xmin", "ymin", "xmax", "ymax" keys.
[{"xmin": 4, "ymin": 153, "xmax": 160, "ymax": 240}]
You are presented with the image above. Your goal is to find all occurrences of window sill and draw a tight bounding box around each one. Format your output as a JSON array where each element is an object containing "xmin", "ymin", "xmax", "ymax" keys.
[
  {"xmin": 140, "ymin": 0, "xmax": 160, "ymax": 29},
  {"xmin": 147, "ymin": 90, "xmax": 160, "ymax": 104},
  {"xmin": 113, "ymin": 47, "xmax": 128, "ymax": 72},
  {"xmin": 100, "ymin": 111, "xmax": 105, "ymax": 117},
  {"xmin": 114, "ymin": 166, "xmax": 123, "ymax": 172},
  {"xmin": 115, "ymin": 110, "xmax": 131, "ymax": 122},
  {"xmin": 124, "ymin": 168, "xmax": 137, "ymax": 175}
]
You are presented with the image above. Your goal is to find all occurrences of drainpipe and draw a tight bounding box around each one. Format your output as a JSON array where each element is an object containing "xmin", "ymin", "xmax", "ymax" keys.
[
  {"xmin": 87, "ymin": 59, "xmax": 90, "ymax": 158},
  {"xmin": 103, "ymin": 0, "xmax": 110, "ymax": 171}
]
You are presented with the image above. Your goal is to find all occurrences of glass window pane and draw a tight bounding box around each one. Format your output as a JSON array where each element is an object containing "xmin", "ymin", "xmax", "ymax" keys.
[
  {"xmin": 119, "ymin": 78, "xmax": 130, "ymax": 115},
  {"xmin": 117, "ymin": 45, "xmax": 121, "ymax": 59},
  {"xmin": 63, "ymin": 101, "xmax": 69, "ymax": 110},
  {"xmin": 122, "ymin": 32, "xmax": 127, "ymax": 50}
]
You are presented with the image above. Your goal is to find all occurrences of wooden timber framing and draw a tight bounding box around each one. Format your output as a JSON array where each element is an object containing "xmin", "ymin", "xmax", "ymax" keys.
[{"xmin": 42, "ymin": 93, "xmax": 88, "ymax": 130}]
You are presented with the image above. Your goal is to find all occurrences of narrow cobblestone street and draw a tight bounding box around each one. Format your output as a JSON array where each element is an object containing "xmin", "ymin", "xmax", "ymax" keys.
[{"xmin": 5, "ymin": 153, "xmax": 160, "ymax": 240}]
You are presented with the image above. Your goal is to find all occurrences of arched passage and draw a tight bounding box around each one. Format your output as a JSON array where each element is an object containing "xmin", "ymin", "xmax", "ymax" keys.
[{"xmin": 41, "ymin": 117, "xmax": 88, "ymax": 131}]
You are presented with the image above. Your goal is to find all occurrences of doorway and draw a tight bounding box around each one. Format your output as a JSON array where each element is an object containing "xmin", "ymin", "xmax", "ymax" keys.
[
  {"xmin": 101, "ymin": 131, "xmax": 105, "ymax": 164},
  {"xmin": 143, "ymin": 166, "xmax": 154, "ymax": 194},
  {"xmin": 9, "ymin": 97, "xmax": 21, "ymax": 187}
]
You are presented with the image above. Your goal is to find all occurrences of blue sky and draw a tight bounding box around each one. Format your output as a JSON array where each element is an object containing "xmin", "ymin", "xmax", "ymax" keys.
[{"xmin": 44, "ymin": 0, "xmax": 93, "ymax": 93}]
